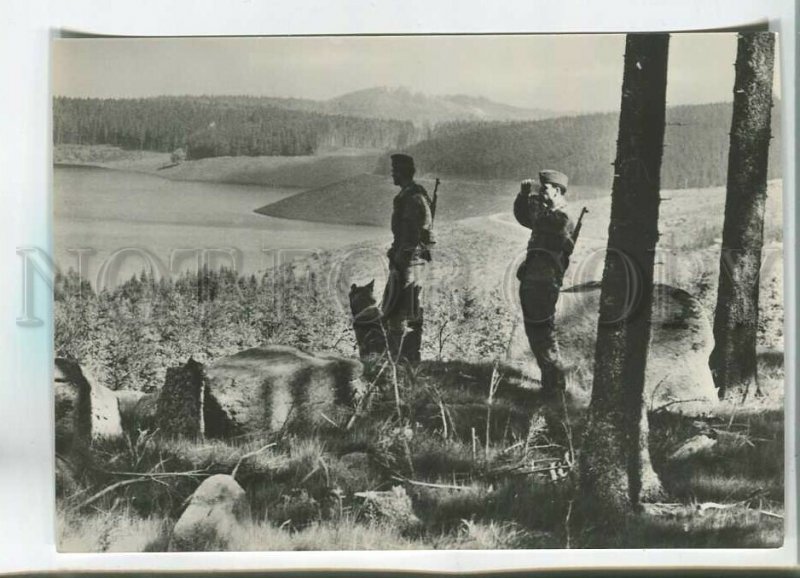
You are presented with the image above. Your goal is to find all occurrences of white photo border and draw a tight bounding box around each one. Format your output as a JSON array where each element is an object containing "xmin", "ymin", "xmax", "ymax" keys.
[{"xmin": 1, "ymin": 0, "xmax": 796, "ymax": 572}]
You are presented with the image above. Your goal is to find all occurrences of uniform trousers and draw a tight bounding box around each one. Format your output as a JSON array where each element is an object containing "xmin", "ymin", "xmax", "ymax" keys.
[
  {"xmin": 518, "ymin": 261, "xmax": 567, "ymax": 398},
  {"xmin": 382, "ymin": 261, "xmax": 424, "ymax": 363}
]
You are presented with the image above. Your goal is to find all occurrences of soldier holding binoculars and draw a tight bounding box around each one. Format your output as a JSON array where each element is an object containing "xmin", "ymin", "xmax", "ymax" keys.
[{"xmin": 514, "ymin": 169, "xmax": 575, "ymax": 399}]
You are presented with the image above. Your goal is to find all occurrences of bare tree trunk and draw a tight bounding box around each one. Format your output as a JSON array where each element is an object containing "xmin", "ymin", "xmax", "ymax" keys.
[
  {"xmin": 580, "ymin": 34, "xmax": 669, "ymax": 518},
  {"xmin": 710, "ymin": 33, "xmax": 776, "ymax": 400}
]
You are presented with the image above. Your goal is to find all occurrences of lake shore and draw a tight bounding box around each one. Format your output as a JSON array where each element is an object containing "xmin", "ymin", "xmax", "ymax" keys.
[{"xmin": 53, "ymin": 144, "xmax": 383, "ymax": 190}]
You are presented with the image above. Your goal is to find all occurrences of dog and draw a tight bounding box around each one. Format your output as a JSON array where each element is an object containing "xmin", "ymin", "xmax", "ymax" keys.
[{"xmin": 348, "ymin": 280, "xmax": 387, "ymax": 361}]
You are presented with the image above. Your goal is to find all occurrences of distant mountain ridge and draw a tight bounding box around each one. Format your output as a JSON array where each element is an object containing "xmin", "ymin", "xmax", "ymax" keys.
[
  {"xmin": 199, "ymin": 87, "xmax": 563, "ymax": 124},
  {"xmin": 321, "ymin": 86, "xmax": 561, "ymax": 124}
]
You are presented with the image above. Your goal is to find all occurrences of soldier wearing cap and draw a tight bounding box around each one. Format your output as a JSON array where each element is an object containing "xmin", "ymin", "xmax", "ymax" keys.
[
  {"xmin": 514, "ymin": 169, "xmax": 575, "ymax": 399},
  {"xmin": 382, "ymin": 153, "xmax": 435, "ymax": 363}
]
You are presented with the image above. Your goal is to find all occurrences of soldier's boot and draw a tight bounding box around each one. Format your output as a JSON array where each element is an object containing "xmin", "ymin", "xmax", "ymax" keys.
[{"xmin": 536, "ymin": 352, "xmax": 569, "ymax": 449}]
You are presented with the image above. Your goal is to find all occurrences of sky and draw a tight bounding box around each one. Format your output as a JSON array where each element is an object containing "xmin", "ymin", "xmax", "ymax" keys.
[{"xmin": 52, "ymin": 33, "xmax": 781, "ymax": 113}]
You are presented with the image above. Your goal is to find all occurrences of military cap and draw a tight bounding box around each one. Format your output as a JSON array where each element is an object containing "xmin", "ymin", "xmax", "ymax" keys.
[
  {"xmin": 539, "ymin": 169, "xmax": 569, "ymax": 193},
  {"xmin": 390, "ymin": 153, "xmax": 415, "ymax": 171}
]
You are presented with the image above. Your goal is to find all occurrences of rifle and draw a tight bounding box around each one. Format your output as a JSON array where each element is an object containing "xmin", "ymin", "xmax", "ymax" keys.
[
  {"xmin": 571, "ymin": 206, "xmax": 589, "ymax": 245},
  {"xmin": 418, "ymin": 178, "xmax": 439, "ymax": 263},
  {"xmin": 557, "ymin": 206, "xmax": 588, "ymax": 274}
]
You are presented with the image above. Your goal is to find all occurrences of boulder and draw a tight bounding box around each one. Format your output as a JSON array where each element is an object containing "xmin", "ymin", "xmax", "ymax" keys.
[
  {"xmin": 354, "ymin": 485, "xmax": 420, "ymax": 532},
  {"xmin": 204, "ymin": 346, "xmax": 364, "ymax": 437},
  {"xmin": 168, "ymin": 474, "xmax": 250, "ymax": 551},
  {"xmin": 509, "ymin": 282, "xmax": 718, "ymax": 415},
  {"xmin": 54, "ymin": 358, "xmax": 123, "ymax": 453}
]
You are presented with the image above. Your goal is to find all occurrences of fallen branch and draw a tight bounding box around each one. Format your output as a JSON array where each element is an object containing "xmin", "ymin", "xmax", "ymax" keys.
[
  {"xmin": 231, "ymin": 442, "xmax": 277, "ymax": 480},
  {"xmin": 98, "ymin": 469, "xmax": 207, "ymax": 478},
  {"xmin": 318, "ymin": 412, "xmax": 341, "ymax": 430},
  {"xmin": 70, "ymin": 478, "xmax": 151, "ymax": 511},
  {"xmin": 487, "ymin": 461, "xmax": 573, "ymax": 479},
  {"xmin": 644, "ymin": 495, "xmax": 779, "ymax": 520},
  {"xmin": 696, "ymin": 501, "xmax": 738, "ymax": 513},
  {"xmin": 391, "ymin": 475, "xmax": 473, "ymax": 491},
  {"xmin": 500, "ymin": 441, "xmax": 524, "ymax": 454},
  {"xmin": 651, "ymin": 397, "xmax": 710, "ymax": 414}
]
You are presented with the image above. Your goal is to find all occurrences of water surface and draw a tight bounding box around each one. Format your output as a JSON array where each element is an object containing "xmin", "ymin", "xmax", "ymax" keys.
[{"xmin": 54, "ymin": 166, "xmax": 387, "ymax": 286}]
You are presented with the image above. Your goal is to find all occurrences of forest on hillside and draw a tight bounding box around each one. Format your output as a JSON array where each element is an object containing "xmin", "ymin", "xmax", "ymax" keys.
[
  {"xmin": 54, "ymin": 97, "xmax": 782, "ymax": 190},
  {"xmin": 401, "ymin": 103, "xmax": 783, "ymax": 189},
  {"xmin": 53, "ymin": 97, "xmax": 417, "ymax": 159}
]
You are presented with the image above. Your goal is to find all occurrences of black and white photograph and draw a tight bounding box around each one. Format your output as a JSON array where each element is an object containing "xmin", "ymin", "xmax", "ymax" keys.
[{"xmin": 48, "ymin": 31, "xmax": 787, "ymax": 553}]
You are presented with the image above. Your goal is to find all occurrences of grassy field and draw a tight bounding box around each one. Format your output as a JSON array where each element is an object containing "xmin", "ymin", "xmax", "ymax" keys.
[{"xmin": 57, "ymin": 352, "xmax": 784, "ymax": 551}]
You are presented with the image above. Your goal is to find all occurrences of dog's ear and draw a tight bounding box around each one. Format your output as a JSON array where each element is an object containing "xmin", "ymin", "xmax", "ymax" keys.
[
  {"xmin": 351, "ymin": 283, "xmax": 357, "ymax": 292},
  {"xmin": 366, "ymin": 279, "xmax": 374, "ymax": 290}
]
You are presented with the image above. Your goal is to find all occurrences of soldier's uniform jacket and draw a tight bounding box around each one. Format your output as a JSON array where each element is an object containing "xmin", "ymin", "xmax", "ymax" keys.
[
  {"xmin": 514, "ymin": 191, "xmax": 575, "ymax": 281},
  {"xmin": 390, "ymin": 181, "xmax": 434, "ymax": 267}
]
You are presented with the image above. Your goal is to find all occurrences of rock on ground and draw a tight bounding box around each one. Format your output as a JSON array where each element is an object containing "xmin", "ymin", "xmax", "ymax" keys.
[
  {"xmin": 169, "ymin": 474, "xmax": 251, "ymax": 552},
  {"xmin": 205, "ymin": 346, "xmax": 364, "ymax": 437},
  {"xmin": 54, "ymin": 358, "xmax": 123, "ymax": 453},
  {"xmin": 668, "ymin": 434, "xmax": 718, "ymax": 463},
  {"xmin": 508, "ymin": 282, "xmax": 718, "ymax": 416},
  {"xmin": 355, "ymin": 485, "xmax": 421, "ymax": 532}
]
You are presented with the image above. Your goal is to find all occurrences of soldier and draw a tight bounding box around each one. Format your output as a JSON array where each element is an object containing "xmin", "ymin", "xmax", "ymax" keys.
[
  {"xmin": 514, "ymin": 169, "xmax": 575, "ymax": 401},
  {"xmin": 382, "ymin": 153, "xmax": 435, "ymax": 363}
]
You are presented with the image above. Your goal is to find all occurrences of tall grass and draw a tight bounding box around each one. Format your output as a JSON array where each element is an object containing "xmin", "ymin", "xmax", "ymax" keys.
[
  {"xmin": 58, "ymin": 355, "xmax": 785, "ymax": 550},
  {"xmin": 57, "ymin": 504, "xmax": 170, "ymax": 553}
]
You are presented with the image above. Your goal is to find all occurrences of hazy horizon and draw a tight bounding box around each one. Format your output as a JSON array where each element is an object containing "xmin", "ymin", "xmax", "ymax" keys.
[
  {"xmin": 52, "ymin": 33, "xmax": 782, "ymax": 114},
  {"xmin": 50, "ymin": 83, "xmax": 776, "ymax": 110}
]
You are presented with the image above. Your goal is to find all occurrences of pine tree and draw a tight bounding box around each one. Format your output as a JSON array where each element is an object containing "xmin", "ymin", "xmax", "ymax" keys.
[
  {"xmin": 579, "ymin": 33, "xmax": 670, "ymax": 519},
  {"xmin": 710, "ymin": 33, "xmax": 776, "ymax": 400}
]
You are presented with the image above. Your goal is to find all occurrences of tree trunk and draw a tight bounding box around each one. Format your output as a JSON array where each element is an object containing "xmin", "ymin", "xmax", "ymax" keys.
[
  {"xmin": 580, "ymin": 34, "xmax": 669, "ymax": 519},
  {"xmin": 710, "ymin": 33, "xmax": 776, "ymax": 400}
]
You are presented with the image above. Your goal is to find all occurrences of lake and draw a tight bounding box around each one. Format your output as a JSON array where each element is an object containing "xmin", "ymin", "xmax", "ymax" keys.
[{"xmin": 54, "ymin": 166, "xmax": 388, "ymax": 287}]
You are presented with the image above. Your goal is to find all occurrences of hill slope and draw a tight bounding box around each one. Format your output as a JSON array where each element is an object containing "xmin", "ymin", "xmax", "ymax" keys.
[
  {"xmin": 390, "ymin": 102, "xmax": 783, "ymax": 190},
  {"xmin": 256, "ymin": 174, "xmax": 607, "ymax": 227}
]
